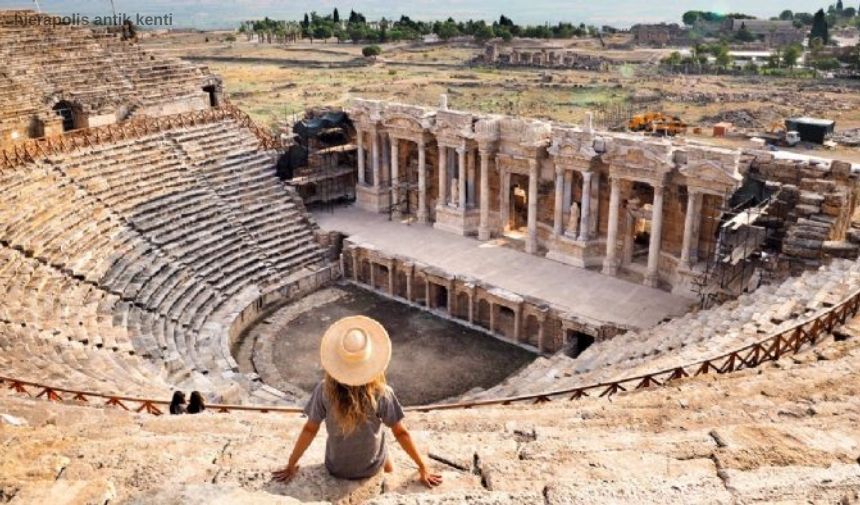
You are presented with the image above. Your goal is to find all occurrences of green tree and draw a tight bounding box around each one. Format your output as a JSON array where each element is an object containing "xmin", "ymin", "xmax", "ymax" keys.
[
  {"xmin": 313, "ymin": 24, "xmax": 333, "ymax": 43},
  {"xmin": 333, "ymin": 8, "xmax": 340, "ymax": 23},
  {"xmin": 779, "ymin": 9, "xmax": 794, "ymax": 20},
  {"xmin": 783, "ymin": 44, "xmax": 802, "ymax": 68},
  {"xmin": 714, "ymin": 45, "xmax": 733, "ymax": 68},
  {"xmin": 474, "ymin": 23, "xmax": 495, "ymax": 43},
  {"xmin": 810, "ymin": 9, "xmax": 829, "ymax": 44},
  {"xmin": 362, "ymin": 44, "xmax": 382, "ymax": 57},
  {"xmin": 735, "ymin": 23, "xmax": 756, "ymax": 42},
  {"xmin": 436, "ymin": 21, "xmax": 459, "ymax": 40},
  {"xmin": 682, "ymin": 11, "xmax": 701, "ymax": 25}
]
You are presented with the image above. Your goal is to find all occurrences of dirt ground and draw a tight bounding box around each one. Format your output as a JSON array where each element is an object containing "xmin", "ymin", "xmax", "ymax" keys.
[
  {"xmin": 141, "ymin": 32, "xmax": 860, "ymax": 162},
  {"xmin": 249, "ymin": 285, "xmax": 534, "ymax": 406}
]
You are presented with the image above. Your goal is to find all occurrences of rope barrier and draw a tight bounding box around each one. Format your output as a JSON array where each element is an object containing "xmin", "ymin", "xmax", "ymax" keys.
[{"xmin": 3, "ymin": 286, "xmax": 858, "ymax": 416}]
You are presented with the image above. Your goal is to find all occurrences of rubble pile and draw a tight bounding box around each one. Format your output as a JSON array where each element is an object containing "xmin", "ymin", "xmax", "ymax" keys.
[
  {"xmin": 700, "ymin": 108, "xmax": 763, "ymax": 129},
  {"xmin": 832, "ymin": 128, "xmax": 860, "ymax": 147},
  {"xmin": 750, "ymin": 154, "xmax": 859, "ymax": 268}
]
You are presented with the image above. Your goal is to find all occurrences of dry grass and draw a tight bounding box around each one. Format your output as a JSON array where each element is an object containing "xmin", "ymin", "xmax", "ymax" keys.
[{"xmin": 141, "ymin": 34, "xmax": 860, "ymax": 160}]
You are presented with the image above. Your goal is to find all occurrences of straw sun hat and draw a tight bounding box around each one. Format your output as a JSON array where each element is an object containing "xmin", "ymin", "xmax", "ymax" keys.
[{"xmin": 320, "ymin": 316, "xmax": 391, "ymax": 386}]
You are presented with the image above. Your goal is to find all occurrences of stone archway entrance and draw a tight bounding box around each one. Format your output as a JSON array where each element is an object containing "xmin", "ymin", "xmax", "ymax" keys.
[{"xmin": 52, "ymin": 100, "xmax": 81, "ymax": 132}]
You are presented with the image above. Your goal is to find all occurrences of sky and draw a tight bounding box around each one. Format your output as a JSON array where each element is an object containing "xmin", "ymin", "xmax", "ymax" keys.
[{"xmin": 0, "ymin": 0, "xmax": 842, "ymax": 29}]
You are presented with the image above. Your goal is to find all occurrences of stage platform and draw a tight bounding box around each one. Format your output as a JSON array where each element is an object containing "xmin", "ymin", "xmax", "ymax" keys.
[{"xmin": 314, "ymin": 207, "xmax": 694, "ymax": 331}]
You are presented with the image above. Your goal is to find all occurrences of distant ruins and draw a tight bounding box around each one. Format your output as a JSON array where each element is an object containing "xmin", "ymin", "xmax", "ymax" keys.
[{"xmin": 481, "ymin": 41, "xmax": 608, "ymax": 71}]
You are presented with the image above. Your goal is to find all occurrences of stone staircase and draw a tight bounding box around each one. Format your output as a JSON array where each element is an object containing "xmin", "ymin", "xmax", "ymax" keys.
[{"xmin": 1, "ymin": 324, "xmax": 858, "ymax": 504}]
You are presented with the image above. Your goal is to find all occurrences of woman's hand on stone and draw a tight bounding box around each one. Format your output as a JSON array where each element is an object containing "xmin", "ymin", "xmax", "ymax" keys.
[
  {"xmin": 418, "ymin": 467, "xmax": 443, "ymax": 488},
  {"xmin": 272, "ymin": 463, "xmax": 299, "ymax": 483}
]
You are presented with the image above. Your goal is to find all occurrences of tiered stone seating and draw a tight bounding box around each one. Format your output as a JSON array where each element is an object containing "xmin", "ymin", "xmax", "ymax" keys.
[
  {"xmin": 468, "ymin": 259, "xmax": 860, "ymax": 400},
  {"xmin": 0, "ymin": 118, "xmax": 328, "ymax": 403},
  {"xmin": 0, "ymin": 10, "xmax": 211, "ymax": 137},
  {"xmin": 1, "ymin": 326, "xmax": 858, "ymax": 504},
  {"xmin": 173, "ymin": 120, "xmax": 325, "ymax": 276}
]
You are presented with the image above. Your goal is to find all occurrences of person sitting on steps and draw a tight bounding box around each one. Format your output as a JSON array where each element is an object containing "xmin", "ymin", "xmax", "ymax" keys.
[
  {"xmin": 187, "ymin": 391, "xmax": 206, "ymax": 414},
  {"xmin": 169, "ymin": 391, "xmax": 186, "ymax": 415},
  {"xmin": 273, "ymin": 315, "xmax": 442, "ymax": 488}
]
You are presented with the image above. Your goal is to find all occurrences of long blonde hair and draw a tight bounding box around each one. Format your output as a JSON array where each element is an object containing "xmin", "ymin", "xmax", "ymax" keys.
[{"xmin": 324, "ymin": 373, "xmax": 386, "ymax": 435}]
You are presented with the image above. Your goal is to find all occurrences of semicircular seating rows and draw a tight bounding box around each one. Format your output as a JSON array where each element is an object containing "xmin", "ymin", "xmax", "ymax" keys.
[
  {"xmin": 0, "ymin": 117, "xmax": 327, "ymax": 403},
  {"xmin": 464, "ymin": 258, "xmax": 860, "ymax": 402}
]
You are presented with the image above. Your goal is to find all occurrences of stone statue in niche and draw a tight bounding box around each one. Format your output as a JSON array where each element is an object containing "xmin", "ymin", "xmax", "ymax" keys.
[
  {"xmin": 450, "ymin": 178, "xmax": 459, "ymax": 207},
  {"xmin": 565, "ymin": 202, "xmax": 580, "ymax": 238}
]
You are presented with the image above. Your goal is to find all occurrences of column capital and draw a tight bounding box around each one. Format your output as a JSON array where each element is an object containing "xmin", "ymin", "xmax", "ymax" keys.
[
  {"xmin": 554, "ymin": 164, "xmax": 565, "ymax": 177},
  {"xmin": 455, "ymin": 146, "xmax": 467, "ymax": 155},
  {"xmin": 653, "ymin": 183, "xmax": 665, "ymax": 196}
]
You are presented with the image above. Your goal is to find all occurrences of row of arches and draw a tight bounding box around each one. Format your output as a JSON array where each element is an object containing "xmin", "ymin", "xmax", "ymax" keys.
[{"xmin": 343, "ymin": 246, "xmax": 603, "ymax": 357}]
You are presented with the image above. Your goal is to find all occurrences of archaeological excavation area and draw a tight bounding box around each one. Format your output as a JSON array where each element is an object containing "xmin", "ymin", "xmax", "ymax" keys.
[{"xmin": 1, "ymin": 8, "xmax": 859, "ymax": 504}]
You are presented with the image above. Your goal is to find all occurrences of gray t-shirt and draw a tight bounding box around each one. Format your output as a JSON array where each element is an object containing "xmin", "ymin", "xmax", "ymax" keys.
[{"xmin": 304, "ymin": 381, "xmax": 405, "ymax": 479}]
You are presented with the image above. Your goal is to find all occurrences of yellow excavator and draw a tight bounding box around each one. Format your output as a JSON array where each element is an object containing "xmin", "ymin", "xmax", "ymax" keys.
[{"xmin": 628, "ymin": 112, "xmax": 687, "ymax": 137}]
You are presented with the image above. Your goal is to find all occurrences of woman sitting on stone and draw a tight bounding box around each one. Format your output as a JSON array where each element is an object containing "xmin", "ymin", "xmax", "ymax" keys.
[
  {"xmin": 273, "ymin": 316, "xmax": 442, "ymax": 488},
  {"xmin": 187, "ymin": 391, "xmax": 206, "ymax": 414},
  {"xmin": 169, "ymin": 391, "xmax": 186, "ymax": 415}
]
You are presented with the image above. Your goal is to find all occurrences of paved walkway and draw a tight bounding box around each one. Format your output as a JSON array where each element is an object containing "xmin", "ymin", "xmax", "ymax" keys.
[{"xmin": 314, "ymin": 208, "xmax": 693, "ymax": 330}]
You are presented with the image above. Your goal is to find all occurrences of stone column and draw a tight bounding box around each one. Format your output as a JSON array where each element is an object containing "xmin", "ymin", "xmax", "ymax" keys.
[
  {"xmin": 424, "ymin": 280, "xmax": 430, "ymax": 308},
  {"xmin": 371, "ymin": 129, "xmax": 380, "ymax": 188},
  {"xmin": 369, "ymin": 261, "xmax": 376, "ymax": 290},
  {"xmin": 356, "ymin": 129, "xmax": 365, "ymax": 185},
  {"xmin": 405, "ymin": 266, "xmax": 413, "ymax": 302},
  {"xmin": 645, "ymin": 184, "xmax": 665, "ymax": 288},
  {"xmin": 690, "ymin": 193, "xmax": 704, "ymax": 265},
  {"xmin": 526, "ymin": 159, "xmax": 538, "ymax": 254},
  {"xmin": 537, "ymin": 319, "xmax": 545, "ymax": 353},
  {"xmin": 447, "ymin": 283, "xmax": 454, "ymax": 316},
  {"xmin": 513, "ymin": 304, "xmax": 522, "ymax": 342},
  {"xmin": 467, "ymin": 149, "xmax": 476, "ymax": 207},
  {"xmin": 417, "ymin": 140, "xmax": 428, "ymax": 223},
  {"xmin": 578, "ymin": 171, "xmax": 593, "ymax": 242},
  {"xmin": 679, "ymin": 189, "xmax": 700, "ymax": 270},
  {"xmin": 457, "ymin": 147, "xmax": 467, "ymax": 210},
  {"xmin": 489, "ymin": 303, "xmax": 496, "ymax": 334},
  {"xmin": 478, "ymin": 149, "xmax": 491, "ymax": 240},
  {"xmin": 437, "ymin": 145, "xmax": 447, "ymax": 208},
  {"xmin": 500, "ymin": 166, "xmax": 510, "ymax": 233},
  {"xmin": 390, "ymin": 137, "xmax": 400, "ymax": 218},
  {"xmin": 553, "ymin": 166, "xmax": 564, "ymax": 237},
  {"xmin": 562, "ymin": 171, "xmax": 573, "ymax": 212},
  {"xmin": 602, "ymin": 177, "xmax": 622, "ymax": 276},
  {"xmin": 351, "ymin": 252, "xmax": 359, "ymax": 281},
  {"xmin": 467, "ymin": 291, "xmax": 475, "ymax": 323},
  {"xmin": 388, "ymin": 262, "xmax": 395, "ymax": 295}
]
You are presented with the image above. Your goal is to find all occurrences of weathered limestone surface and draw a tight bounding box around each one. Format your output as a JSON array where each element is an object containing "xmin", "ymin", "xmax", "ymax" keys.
[
  {"xmin": 0, "ymin": 119, "xmax": 332, "ymax": 404},
  {"xmin": 468, "ymin": 258, "xmax": 860, "ymax": 400},
  {"xmin": 1, "ymin": 329, "xmax": 858, "ymax": 504},
  {"xmin": 0, "ymin": 10, "xmax": 219, "ymax": 143}
]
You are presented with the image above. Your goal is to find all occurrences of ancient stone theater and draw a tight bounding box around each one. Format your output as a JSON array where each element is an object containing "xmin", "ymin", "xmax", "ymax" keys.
[{"xmin": 1, "ymin": 9, "xmax": 859, "ymax": 505}]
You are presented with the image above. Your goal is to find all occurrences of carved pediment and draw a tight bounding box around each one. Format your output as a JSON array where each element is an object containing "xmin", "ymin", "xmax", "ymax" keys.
[
  {"xmin": 680, "ymin": 158, "xmax": 741, "ymax": 188},
  {"xmin": 605, "ymin": 144, "xmax": 673, "ymax": 174}
]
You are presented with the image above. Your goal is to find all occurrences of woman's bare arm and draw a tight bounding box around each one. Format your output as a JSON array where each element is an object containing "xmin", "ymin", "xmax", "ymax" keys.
[
  {"xmin": 391, "ymin": 421, "xmax": 442, "ymax": 488},
  {"xmin": 272, "ymin": 420, "xmax": 321, "ymax": 482}
]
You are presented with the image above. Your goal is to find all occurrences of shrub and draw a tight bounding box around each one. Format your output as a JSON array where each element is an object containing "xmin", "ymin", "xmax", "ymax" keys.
[{"xmin": 362, "ymin": 45, "xmax": 382, "ymax": 58}]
